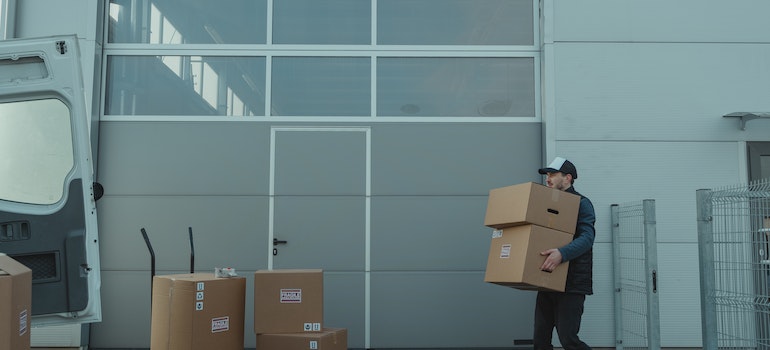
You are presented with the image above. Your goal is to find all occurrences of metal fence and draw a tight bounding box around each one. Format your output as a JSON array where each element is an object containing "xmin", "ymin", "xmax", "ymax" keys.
[
  {"xmin": 611, "ymin": 199, "xmax": 661, "ymax": 350},
  {"xmin": 697, "ymin": 178, "xmax": 770, "ymax": 350}
]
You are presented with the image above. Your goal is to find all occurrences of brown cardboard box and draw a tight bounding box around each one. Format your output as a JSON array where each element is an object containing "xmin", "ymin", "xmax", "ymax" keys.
[
  {"xmin": 0, "ymin": 254, "xmax": 31, "ymax": 350},
  {"xmin": 484, "ymin": 182, "xmax": 580, "ymax": 233},
  {"xmin": 484, "ymin": 225, "xmax": 574, "ymax": 292},
  {"xmin": 254, "ymin": 269, "xmax": 323, "ymax": 334},
  {"xmin": 151, "ymin": 273, "xmax": 246, "ymax": 350},
  {"xmin": 256, "ymin": 328, "xmax": 347, "ymax": 350}
]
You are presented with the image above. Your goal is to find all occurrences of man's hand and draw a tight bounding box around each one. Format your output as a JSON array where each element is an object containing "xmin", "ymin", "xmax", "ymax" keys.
[{"xmin": 540, "ymin": 248, "xmax": 563, "ymax": 272}]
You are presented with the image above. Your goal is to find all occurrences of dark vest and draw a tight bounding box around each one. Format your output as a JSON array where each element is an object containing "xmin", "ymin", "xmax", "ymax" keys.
[{"xmin": 564, "ymin": 187, "xmax": 594, "ymax": 295}]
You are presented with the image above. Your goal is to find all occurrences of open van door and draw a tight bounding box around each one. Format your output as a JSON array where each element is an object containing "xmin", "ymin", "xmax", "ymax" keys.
[{"xmin": 0, "ymin": 35, "xmax": 101, "ymax": 325}]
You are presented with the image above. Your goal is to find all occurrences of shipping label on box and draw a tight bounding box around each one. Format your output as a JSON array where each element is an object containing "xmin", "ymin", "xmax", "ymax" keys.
[
  {"xmin": 280, "ymin": 288, "xmax": 302, "ymax": 303},
  {"xmin": 254, "ymin": 269, "xmax": 324, "ymax": 334},
  {"xmin": 484, "ymin": 225, "xmax": 573, "ymax": 292},
  {"xmin": 484, "ymin": 182, "xmax": 580, "ymax": 234}
]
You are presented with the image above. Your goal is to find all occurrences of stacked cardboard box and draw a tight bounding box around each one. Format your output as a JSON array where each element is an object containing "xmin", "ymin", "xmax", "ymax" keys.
[
  {"xmin": 483, "ymin": 182, "xmax": 580, "ymax": 292},
  {"xmin": 0, "ymin": 254, "xmax": 32, "ymax": 350},
  {"xmin": 150, "ymin": 273, "xmax": 246, "ymax": 350},
  {"xmin": 257, "ymin": 328, "xmax": 347, "ymax": 350},
  {"xmin": 253, "ymin": 269, "xmax": 347, "ymax": 350}
]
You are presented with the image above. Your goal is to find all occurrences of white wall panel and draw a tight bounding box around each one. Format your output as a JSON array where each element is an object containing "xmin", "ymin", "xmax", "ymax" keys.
[
  {"xmin": 548, "ymin": 141, "xmax": 741, "ymax": 244},
  {"xmin": 15, "ymin": 0, "xmax": 95, "ymax": 39},
  {"xmin": 552, "ymin": 43, "xmax": 770, "ymax": 141},
  {"xmin": 553, "ymin": 0, "xmax": 770, "ymax": 44},
  {"xmin": 546, "ymin": 3, "xmax": 770, "ymax": 347},
  {"xmin": 578, "ymin": 242, "xmax": 615, "ymax": 347},
  {"xmin": 546, "ymin": 140, "xmax": 740, "ymax": 347},
  {"xmin": 656, "ymin": 243, "xmax": 703, "ymax": 347}
]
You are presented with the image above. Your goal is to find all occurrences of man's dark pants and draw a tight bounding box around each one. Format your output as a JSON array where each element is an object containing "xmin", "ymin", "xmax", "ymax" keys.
[{"xmin": 533, "ymin": 291, "xmax": 591, "ymax": 350}]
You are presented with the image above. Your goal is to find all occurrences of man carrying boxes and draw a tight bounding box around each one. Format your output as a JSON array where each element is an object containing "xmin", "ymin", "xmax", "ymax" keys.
[
  {"xmin": 484, "ymin": 181, "xmax": 580, "ymax": 292},
  {"xmin": 483, "ymin": 157, "xmax": 595, "ymax": 350}
]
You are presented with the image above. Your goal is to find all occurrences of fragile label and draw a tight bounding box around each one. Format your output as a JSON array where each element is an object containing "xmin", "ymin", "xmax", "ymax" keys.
[
  {"xmin": 211, "ymin": 316, "xmax": 229, "ymax": 333},
  {"xmin": 500, "ymin": 244, "xmax": 511, "ymax": 258},
  {"xmin": 18, "ymin": 309, "xmax": 27, "ymax": 336},
  {"xmin": 280, "ymin": 288, "xmax": 302, "ymax": 303},
  {"xmin": 197, "ymin": 282, "xmax": 205, "ymax": 291},
  {"xmin": 491, "ymin": 230, "xmax": 503, "ymax": 238}
]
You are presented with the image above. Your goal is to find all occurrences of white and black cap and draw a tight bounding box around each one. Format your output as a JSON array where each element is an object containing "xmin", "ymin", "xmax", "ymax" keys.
[{"xmin": 538, "ymin": 157, "xmax": 578, "ymax": 179}]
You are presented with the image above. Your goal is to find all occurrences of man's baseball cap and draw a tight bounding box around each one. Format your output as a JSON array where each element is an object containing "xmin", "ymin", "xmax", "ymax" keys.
[{"xmin": 538, "ymin": 157, "xmax": 578, "ymax": 179}]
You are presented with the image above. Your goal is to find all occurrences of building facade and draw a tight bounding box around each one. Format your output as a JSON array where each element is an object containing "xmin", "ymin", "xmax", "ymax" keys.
[{"xmin": 7, "ymin": 0, "xmax": 770, "ymax": 348}]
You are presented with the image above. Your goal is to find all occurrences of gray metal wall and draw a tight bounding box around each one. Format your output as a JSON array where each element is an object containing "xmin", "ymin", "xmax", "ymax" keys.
[{"xmin": 89, "ymin": 121, "xmax": 543, "ymax": 348}]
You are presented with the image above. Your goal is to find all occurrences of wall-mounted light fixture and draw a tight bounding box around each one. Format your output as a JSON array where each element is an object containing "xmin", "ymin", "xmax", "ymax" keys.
[{"xmin": 723, "ymin": 112, "xmax": 770, "ymax": 130}]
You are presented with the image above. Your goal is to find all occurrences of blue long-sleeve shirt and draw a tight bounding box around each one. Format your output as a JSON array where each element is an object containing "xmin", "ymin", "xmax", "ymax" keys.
[{"xmin": 558, "ymin": 188, "xmax": 596, "ymax": 262}]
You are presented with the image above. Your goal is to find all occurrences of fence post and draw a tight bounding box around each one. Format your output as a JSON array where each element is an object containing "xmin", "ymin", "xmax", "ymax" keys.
[
  {"xmin": 611, "ymin": 204, "xmax": 623, "ymax": 350},
  {"xmin": 696, "ymin": 189, "xmax": 718, "ymax": 350},
  {"xmin": 643, "ymin": 199, "xmax": 661, "ymax": 350}
]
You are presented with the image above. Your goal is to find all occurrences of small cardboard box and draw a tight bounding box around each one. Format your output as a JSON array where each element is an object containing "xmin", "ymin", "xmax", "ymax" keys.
[
  {"xmin": 256, "ymin": 328, "xmax": 347, "ymax": 350},
  {"xmin": 484, "ymin": 182, "xmax": 580, "ymax": 234},
  {"xmin": 484, "ymin": 225, "xmax": 574, "ymax": 292},
  {"xmin": 151, "ymin": 273, "xmax": 246, "ymax": 350},
  {"xmin": 0, "ymin": 254, "xmax": 32, "ymax": 350},
  {"xmin": 254, "ymin": 269, "xmax": 323, "ymax": 334}
]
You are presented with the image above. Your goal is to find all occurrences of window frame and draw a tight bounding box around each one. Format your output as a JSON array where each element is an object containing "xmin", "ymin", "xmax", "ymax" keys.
[{"xmin": 101, "ymin": 0, "xmax": 541, "ymax": 123}]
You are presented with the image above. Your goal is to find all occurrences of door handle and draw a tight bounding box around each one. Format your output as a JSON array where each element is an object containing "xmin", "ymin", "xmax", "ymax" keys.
[{"xmin": 273, "ymin": 238, "xmax": 287, "ymax": 256}]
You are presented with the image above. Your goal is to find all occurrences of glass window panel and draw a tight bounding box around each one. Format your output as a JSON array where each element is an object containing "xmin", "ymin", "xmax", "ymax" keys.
[
  {"xmin": 105, "ymin": 56, "xmax": 266, "ymax": 116},
  {"xmin": 761, "ymin": 155, "xmax": 770, "ymax": 178},
  {"xmin": 377, "ymin": 57, "xmax": 534, "ymax": 117},
  {"xmin": 0, "ymin": 99, "xmax": 73, "ymax": 205},
  {"xmin": 378, "ymin": 0, "xmax": 533, "ymax": 45},
  {"xmin": 273, "ymin": 0, "xmax": 371, "ymax": 44},
  {"xmin": 108, "ymin": 0, "xmax": 267, "ymax": 44},
  {"xmin": 271, "ymin": 57, "xmax": 371, "ymax": 116}
]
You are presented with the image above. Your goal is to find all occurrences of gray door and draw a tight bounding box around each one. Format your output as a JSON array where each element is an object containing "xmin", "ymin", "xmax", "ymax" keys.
[
  {"xmin": 747, "ymin": 141, "xmax": 770, "ymax": 345},
  {"xmin": 0, "ymin": 36, "xmax": 101, "ymax": 326},
  {"xmin": 748, "ymin": 142, "xmax": 770, "ymax": 182},
  {"xmin": 269, "ymin": 127, "xmax": 369, "ymax": 347}
]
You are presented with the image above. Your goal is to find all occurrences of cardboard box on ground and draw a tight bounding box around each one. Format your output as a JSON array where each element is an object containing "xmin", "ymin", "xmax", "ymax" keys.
[
  {"xmin": 150, "ymin": 273, "xmax": 246, "ymax": 350},
  {"xmin": 256, "ymin": 328, "xmax": 347, "ymax": 350},
  {"xmin": 150, "ymin": 268, "xmax": 349, "ymax": 350},
  {"xmin": 253, "ymin": 269, "xmax": 323, "ymax": 335},
  {"xmin": 0, "ymin": 254, "xmax": 32, "ymax": 350},
  {"xmin": 253, "ymin": 269, "xmax": 348, "ymax": 350},
  {"xmin": 483, "ymin": 182, "xmax": 580, "ymax": 292}
]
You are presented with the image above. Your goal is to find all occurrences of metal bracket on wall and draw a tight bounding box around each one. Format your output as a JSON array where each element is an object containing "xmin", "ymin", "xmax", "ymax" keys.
[{"xmin": 723, "ymin": 112, "xmax": 770, "ymax": 130}]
